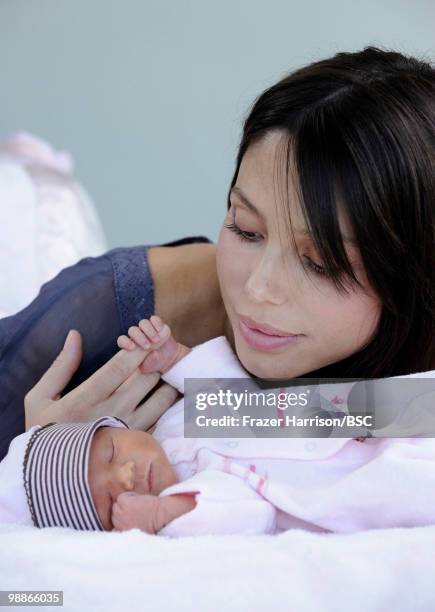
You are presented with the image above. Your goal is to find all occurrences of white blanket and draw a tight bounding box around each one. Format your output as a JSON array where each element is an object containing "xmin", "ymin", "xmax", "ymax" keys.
[{"xmin": 0, "ymin": 521, "xmax": 434, "ymax": 611}]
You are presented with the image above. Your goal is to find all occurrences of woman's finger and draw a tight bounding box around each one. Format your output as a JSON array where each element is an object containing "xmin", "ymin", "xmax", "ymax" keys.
[
  {"xmin": 65, "ymin": 345, "xmax": 152, "ymax": 411},
  {"xmin": 117, "ymin": 335, "xmax": 136, "ymax": 351},
  {"xmin": 124, "ymin": 381, "xmax": 179, "ymax": 431},
  {"xmin": 26, "ymin": 330, "xmax": 83, "ymax": 404},
  {"xmin": 111, "ymin": 368, "xmax": 161, "ymax": 410},
  {"xmin": 86, "ymin": 371, "xmax": 172, "ymax": 429}
]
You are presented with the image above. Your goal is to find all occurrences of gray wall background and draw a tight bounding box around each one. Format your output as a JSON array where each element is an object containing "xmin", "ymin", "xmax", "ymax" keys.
[{"xmin": 0, "ymin": 0, "xmax": 433, "ymax": 248}]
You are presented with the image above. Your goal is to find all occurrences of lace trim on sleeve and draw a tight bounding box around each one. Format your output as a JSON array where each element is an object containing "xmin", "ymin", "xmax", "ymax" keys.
[{"xmin": 109, "ymin": 246, "xmax": 155, "ymax": 334}]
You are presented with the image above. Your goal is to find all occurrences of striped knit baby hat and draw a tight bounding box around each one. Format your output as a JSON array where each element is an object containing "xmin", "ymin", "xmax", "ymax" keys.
[{"xmin": 23, "ymin": 415, "xmax": 129, "ymax": 531}]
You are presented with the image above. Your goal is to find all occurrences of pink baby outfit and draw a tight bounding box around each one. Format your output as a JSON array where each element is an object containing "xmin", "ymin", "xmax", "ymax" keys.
[{"xmin": 155, "ymin": 336, "xmax": 435, "ymax": 537}]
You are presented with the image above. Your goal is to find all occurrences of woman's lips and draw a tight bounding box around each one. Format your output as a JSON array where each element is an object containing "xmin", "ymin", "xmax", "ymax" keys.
[
  {"xmin": 240, "ymin": 315, "xmax": 300, "ymax": 337},
  {"xmin": 239, "ymin": 318, "xmax": 304, "ymax": 351}
]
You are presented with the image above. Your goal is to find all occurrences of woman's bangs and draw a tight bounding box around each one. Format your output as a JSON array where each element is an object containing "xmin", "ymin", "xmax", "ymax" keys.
[{"xmin": 274, "ymin": 124, "xmax": 364, "ymax": 295}]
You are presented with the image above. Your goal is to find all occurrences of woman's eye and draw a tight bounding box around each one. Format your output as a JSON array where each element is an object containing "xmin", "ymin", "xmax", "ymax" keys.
[
  {"xmin": 224, "ymin": 221, "xmax": 262, "ymax": 243},
  {"xmin": 225, "ymin": 220, "xmax": 326, "ymax": 276},
  {"xmin": 303, "ymin": 256, "xmax": 326, "ymax": 276}
]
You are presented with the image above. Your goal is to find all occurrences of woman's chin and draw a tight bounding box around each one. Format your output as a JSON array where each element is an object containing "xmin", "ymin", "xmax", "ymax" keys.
[{"xmin": 235, "ymin": 345, "xmax": 305, "ymax": 381}]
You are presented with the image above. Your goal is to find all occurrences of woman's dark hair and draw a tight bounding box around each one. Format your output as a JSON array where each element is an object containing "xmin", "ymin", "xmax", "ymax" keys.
[{"xmin": 227, "ymin": 46, "xmax": 434, "ymax": 378}]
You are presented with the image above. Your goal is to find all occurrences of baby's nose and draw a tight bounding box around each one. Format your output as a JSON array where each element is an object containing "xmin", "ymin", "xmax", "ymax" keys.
[{"xmin": 119, "ymin": 461, "xmax": 135, "ymax": 491}]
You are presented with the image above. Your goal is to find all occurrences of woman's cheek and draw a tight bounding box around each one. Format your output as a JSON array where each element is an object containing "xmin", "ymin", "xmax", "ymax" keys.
[
  {"xmin": 223, "ymin": 248, "xmax": 252, "ymax": 309},
  {"xmin": 216, "ymin": 232, "xmax": 242, "ymax": 295}
]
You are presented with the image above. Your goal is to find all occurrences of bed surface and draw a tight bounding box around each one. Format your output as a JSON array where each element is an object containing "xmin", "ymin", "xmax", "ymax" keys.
[{"xmin": 1, "ymin": 521, "xmax": 434, "ymax": 611}]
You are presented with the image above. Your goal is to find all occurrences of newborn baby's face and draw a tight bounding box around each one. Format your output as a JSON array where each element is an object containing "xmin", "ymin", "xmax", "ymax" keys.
[{"xmin": 88, "ymin": 426, "xmax": 177, "ymax": 530}]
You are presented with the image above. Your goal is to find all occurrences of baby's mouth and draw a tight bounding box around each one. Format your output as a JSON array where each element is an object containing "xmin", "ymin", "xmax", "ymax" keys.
[{"xmin": 148, "ymin": 463, "xmax": 153, "ymax": 494}]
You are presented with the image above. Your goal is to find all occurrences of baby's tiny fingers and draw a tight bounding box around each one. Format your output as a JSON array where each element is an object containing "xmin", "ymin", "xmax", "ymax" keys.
[
  {"xmin": 112, "ymin": 501, "xmax": 126, "ymax": 517},
  {"xmin": 117, "ymin": 335, "xmax": 136, "ymax": 351},
  {"xmin": 128, "ymin": 326, "xmax": 151, "ymax": 349},
  {"xmin": 150, "ymin": 315, "xmax": 163, "ymax": 332},
  {"xmin": 138, "ymin": 319, "xmax": 162, "ymax": 343}
]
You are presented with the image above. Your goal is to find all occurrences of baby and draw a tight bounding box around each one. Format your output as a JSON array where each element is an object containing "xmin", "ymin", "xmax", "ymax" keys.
[
  {"xmin": 0, "ymin": 314, "xmax": 358, "ymax": 534},
  {"xmin": 0, "ymin": 315, "xmax": 200, "ymax": 533},
  {"xmin": 111, "ymin": 316, "xmax": 435, "ymax": 536},
  {"xmin": 1, "ymin": 315, "xmax": 434, "ymax": 536},
  {"xmin": 92, "ymin": 315, "xmax": 200, "ymax": 533}
]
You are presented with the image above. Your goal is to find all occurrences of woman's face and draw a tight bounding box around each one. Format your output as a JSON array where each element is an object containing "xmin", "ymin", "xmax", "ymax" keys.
[
  {"xmin": 88, "ymin": 426, "xmax": 177, "ymax": 530},
  {"xmin": 216, "ymin": 131, "xmax": 381, "ymax": 379}
]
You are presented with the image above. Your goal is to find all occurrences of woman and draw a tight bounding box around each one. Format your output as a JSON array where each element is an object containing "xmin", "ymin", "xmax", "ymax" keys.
[{"xmin": 0, "ymin": 45, "xmax": 433, "ymax": 462}]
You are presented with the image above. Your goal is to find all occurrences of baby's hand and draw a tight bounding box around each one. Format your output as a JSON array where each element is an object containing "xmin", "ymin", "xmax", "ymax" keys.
[
  {"xmin": 117, "ymin": 315, "xmax": 191, "ymax": 374},
  {"xmin": 112, "ymin": 491, "xmax": 197, "ymax": 535},
  {"xmin": 117, "ymin": 315, "xmax": 169, "ymax": 351},
  {"xmin": 112, "ymin": 491, "xmax": 160, "ymax": 534}
]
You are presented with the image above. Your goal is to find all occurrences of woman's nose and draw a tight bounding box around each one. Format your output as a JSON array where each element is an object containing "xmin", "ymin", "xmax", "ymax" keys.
[{"xmin": 245, "ymin": 251, "xmax": 290, "ymax": 304}]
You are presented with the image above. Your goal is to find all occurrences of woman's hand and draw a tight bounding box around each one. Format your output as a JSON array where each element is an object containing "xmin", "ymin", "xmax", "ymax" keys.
[{"xmin": 24, "ymin": 329, "xmax": 179, "ymax": 432}]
